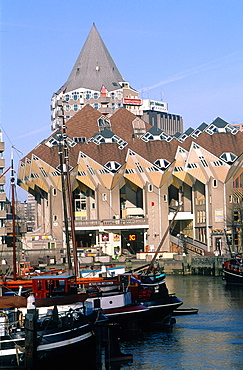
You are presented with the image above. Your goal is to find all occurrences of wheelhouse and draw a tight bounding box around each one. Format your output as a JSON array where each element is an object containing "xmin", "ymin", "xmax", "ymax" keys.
[{"xmin": 31, "ymin": 275, "xmax": 77, "ymax": 299}]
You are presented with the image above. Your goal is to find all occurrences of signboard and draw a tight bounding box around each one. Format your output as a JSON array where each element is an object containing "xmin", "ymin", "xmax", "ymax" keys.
[
  {"xmin": 141, "ymin": 99, "xmax": 168, "ymax": 113},
  {"xmin": 128, "ymin": 234, "xmax": 136, "ymax": 241},
  {"xmin": 113, "ymin": 234, "xmax": 120, "ymax": 242},
  {"xmin": 215, "ymin": 209, "xmax": 223, "ymax": 222},
  {"xmin": 101, "ymin": 233, "xmax": 109, "ymax": 242},
  {"xmin": 123, "ymin": 98, "xmax": 142, "ymax": 105},
  {"xmin": 211, "ymin": 229, "xmax": 223, "ymax": 235},
  {"xmin": 185, "ymin": 244, "xmax": 204, "ymax": 256}
]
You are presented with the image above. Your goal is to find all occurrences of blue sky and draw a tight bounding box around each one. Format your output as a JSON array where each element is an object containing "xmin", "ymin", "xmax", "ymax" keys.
[{"xmin": 1, "ymin": 0, "xmax": 243, "ymax": 200}]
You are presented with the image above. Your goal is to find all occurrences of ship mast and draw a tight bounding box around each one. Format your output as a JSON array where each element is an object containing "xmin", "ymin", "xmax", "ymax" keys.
[
  {"xmin": 10, "ymin": 148, "xmax": 17, "ymax": 280},
  {"xmin": 146, "ymin": 203, "xmax": 182, "ymax": 274},
  {"xmin": 57, "ymin": 99, "xmax": 78, "ymax": 276}
]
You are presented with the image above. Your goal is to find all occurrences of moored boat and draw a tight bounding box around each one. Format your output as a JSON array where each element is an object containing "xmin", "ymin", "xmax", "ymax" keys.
[
  {"xmin": 127, "ymin": 271, "xmax": 183, "ymax": 325},
  {"xmin": 222, "ymin": 254, "xmax": 243, "ymax": 284},
  {"xmin": 0, "ymin": 304, "xmax": 98, "ymax": 368}
]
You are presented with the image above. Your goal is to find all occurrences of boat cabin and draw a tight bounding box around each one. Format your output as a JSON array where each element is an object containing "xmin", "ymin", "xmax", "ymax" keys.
[
  {"xmin": 17, "ymin": 261, "xmax": 34, "ymax": 277},
  {"xmin": 31, "ymin": 275, "xmax": 77, "ymax": 299}
]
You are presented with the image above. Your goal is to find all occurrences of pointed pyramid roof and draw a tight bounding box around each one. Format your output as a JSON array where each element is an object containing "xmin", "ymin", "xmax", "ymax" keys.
[{"xmin": 58, "ymin": 24, "xmax": 125, "ymax": 94}]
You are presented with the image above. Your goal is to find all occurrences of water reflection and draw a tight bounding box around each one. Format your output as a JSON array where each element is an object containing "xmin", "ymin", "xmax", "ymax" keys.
[{"xmin": 103, "ymin": 275, "xmax": 243, "ymax": 370}]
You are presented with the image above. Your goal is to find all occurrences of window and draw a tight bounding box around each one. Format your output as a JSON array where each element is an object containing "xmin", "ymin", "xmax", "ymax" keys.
[
  {"xmin": 86, "ymin": 165, "xmax": 95, "ymax": 175},
  {"xmin": 174, "ymin": 167, "xmax": 184, "ymax": 172},
  {"xmin": 51, "ymin": 171, "xmax": 60, "ymax": 177},
  {"xmin": 187, "ymin": 163, "xmax": 198, "ymax": 169},
  {"xmin": 178, "ymin": 134, "xmax": 187, "ymax": 142},
  {"xmin": 73, "ymin": 137, "xmax": 86, "ymax": 143},
  {"xmin": 234, "ymin": 210, "xmax": 240, "ymax": 221},
  {"xmin": 141, "ymin": 132, "xmax": 153, "ymax": 142},
  {"xmin": 160, "ymin": 132, "xmax": 172, "ymax": 142},
  {"xmin": 118, "ymin": 141, "xmax": 128, "ymax": 150},
  {"xmin": 212, "ymin": 160, "xmax": 224, "ymax": 167},
  {"xmin": 72, "ymin": 92, "xmax": 79, "ymax": 101},
  {"xmin": 135, "ymin": 162, "xmax": 144, "ymax": 173},
  {"xmin": 148, "ymin": 184, "xmax": 153, "ymax": 192},
  {"xmin": 105, "ymin": 161, "xmax": 121, "ymax": 172},
  {"xmin": 199, "ymin": 156, "xmax": 208, "ymax": 167},
  {"xmin": 125, "ymin": 169, "xmax": 135, "ymax": 174},
  {"xmin": 93, "ymin": 103, "xmax": 99, "ymax": 110},
  {"xmin": 85, "ymin": 91, "xmax": 91, "ymax": 99},
  {"xmin": 154, "ymin": 159, "xmax": 170, "ymax": 170},
  {"xmin": 93, "ymin": 92, "xmax": 99, "ymax": 99},
  {"xmin": 197, "ymin": 227, "xmax": 206, "ymax": 243},
  {"xmin": 220, "ymin": 152, "xmax": 237, "ymax": 163},
  {"xmin": 213, "ymin": 179, "xmax": 218, "ymax": 188},
  {"xmin": 205, "ymin": 124, "xmax": 217, "ymax": 135},
  {"xmin": 40, "ymin": 167, "xmax": 48, "ymax": 177},
  {"xmin": 102, "ymin": 193, "xmax": 107, "ymax": 201},
  {"xmin": 65, "ymin": 94, "xmax": 70, "ymax": 101},
  {"xmin": 53, "ymin": 215, "xmax": 58, "ymax": 222},
  {"xmin": 99, "ymin": 169, "xmax": 109, "ymax": 174},
  {"xmin": 148, "ymin": 166, "xmax": 159, "ymax": 172},
  {"xmin": 65, "ymin": 105, "xmax": 70, "ymax": 112},
  {"xmin": 45, "ymin": 137, "xmax": 59, "ymax": 148},
  {"xmin": 48, "ymin": 242, "xmax": 56, "ymax": 249},
  {"xmin": 191, "ymin": 129, "xmax": 202, "ymax": 139},
  {"xmin": 197, "ymin": 210, "xmax": 206, "ymax": 224},
  {"xmin": 73, "ymin": 104, "xmax": 78, "ymax": 111},
  {"xmin": 75, "ymin": 199, "xmax": 86, "ymax": 211},
  {"xmin": 98, "ymin": 116, "xmax": 111, "ymax": 128},
  {"xmin": 52, "ymin": 188, "xmax": 57, "ymax": 196}
]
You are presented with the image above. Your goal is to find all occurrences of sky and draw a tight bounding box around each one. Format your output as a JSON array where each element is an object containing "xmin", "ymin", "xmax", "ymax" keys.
[{"xmin": 0, "ymin": 0, "xmax": 243, "ymax": 201}]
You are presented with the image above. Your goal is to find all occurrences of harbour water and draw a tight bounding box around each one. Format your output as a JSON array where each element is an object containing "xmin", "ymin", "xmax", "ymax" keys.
[{"xmin": 105, "ymin": 275, "xmax": 243, "ymax": 370}]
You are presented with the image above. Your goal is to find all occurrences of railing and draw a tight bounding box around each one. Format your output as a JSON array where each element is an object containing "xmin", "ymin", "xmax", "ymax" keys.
[
  {"xmin": 170, "ymin": 234, "xmax": 206, "ymax": 255},
  {"xmin": 73, "ymin": 217, "xmax": 149, "ymax": 228}
]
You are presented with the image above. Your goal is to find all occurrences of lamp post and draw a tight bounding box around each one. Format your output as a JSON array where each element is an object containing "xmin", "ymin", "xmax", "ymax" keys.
[{"xmin": 177, "ymin": 232, "xmax": 188, "ymax": 255}]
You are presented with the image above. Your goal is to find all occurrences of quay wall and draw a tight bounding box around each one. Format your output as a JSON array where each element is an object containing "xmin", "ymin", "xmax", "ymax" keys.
[{"xmin": 123, "ymin": 255, "xmax": 229, "ymax": 276}]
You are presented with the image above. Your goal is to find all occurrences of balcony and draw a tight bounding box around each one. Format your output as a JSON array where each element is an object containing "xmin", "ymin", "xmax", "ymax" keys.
[
  {"xmin": 0, "ymin": 176, "xmax": 6, "ymax": 186},
  {"xmin": 0, "ymin": 159, "xmax": 5, "ymax": 168},
  {"xmin": 168, "ymin": 211, "xmax": 193, "ymax": 221},
  {"xmin": 73, "ymin": 217, "xmax": 149, "ymax": 231},
  {"xmin": 0, "ymin": 193, "xmax": 6, "ymax": 201},
  {"xmin": 0, "ymin": 210, "xmax": 6, "ymax": 219},
  {"xmin": 0, "ymin": 226, "xmax": 6, "ymax": 236}
]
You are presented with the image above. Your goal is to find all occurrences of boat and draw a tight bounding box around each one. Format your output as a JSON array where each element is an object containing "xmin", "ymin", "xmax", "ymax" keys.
[
  {"xmin": 121, "ymin": 205, "xmax": 184, "ymax": 325},
  {"xmin": 125, "ymin": 271, "xmax": 183, "ymax": 325},
  {"xmin": 0, "ymin": 137, "xmax": 101, "ymax": 367},
  {"xmin": 85, "ymin": 289, "xmax": 149, "ymax": 326},
  {"xmin": 222, "ymin": 254, "xmax": 243, "ymax": 284},
  {"xmin": 0, "ymin": 302, "xmax": 98, "ymax": 368}
]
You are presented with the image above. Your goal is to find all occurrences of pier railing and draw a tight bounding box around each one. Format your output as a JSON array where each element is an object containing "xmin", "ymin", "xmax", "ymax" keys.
[{"xmin": 73, "ymin": 217, "xmax": 149, "ymax": 229}]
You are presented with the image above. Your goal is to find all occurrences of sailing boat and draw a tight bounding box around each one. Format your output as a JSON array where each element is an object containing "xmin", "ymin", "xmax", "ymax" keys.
[{"xmin": 0, "ymin": 130, "xmax": 100, "ymax": 367}]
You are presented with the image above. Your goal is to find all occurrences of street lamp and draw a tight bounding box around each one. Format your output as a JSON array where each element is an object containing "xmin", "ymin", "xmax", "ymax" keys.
[{"xmin": 177, "ymin": 232, "xmax": 188, "ymax": 254}]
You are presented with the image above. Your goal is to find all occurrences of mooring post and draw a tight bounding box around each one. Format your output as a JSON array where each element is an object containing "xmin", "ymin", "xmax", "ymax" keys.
[
  {"xmin": 25, "ymin": 309, "xmax": 38, "ymax": 369},
  {"xmin": 105, "ymin": 323, "xmax": 132, "ymax": 364},
  {"xmin": 183, "ymin": 255, "xmax": 187, "ymax": 275},
  {"xmin": 214, "ymin": 256, "xmax": 219, "ymax": 276}
]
